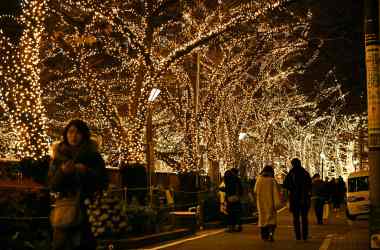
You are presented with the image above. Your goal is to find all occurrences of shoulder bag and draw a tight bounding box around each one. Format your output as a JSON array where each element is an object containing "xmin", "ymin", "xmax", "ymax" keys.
[{"xmin": 50, "ymin": 192, "xmax": 82, "ymax": 229}]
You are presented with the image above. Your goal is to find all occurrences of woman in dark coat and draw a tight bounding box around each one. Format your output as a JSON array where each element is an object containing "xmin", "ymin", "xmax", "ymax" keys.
[
  {"xmin": 48, "ymin": 119, "xmax": 108, "ymax": 250},
  {"xmin": 224, "ymin": 168, "xmax": 243, "ymax": 232}
]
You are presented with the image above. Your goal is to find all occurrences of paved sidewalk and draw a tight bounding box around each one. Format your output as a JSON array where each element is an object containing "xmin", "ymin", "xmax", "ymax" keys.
[
  {"xmin": 327, "ymin": 213, "xmax": 368, "ymax": 250},
  {"xmin": 142, "ymin": 207, "xmax": 369, "ymax": 250}
]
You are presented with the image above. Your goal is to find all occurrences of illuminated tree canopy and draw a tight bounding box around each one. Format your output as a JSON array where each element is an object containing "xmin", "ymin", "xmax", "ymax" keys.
[{"xmin": 0, "ymin": 0, "xmax": 365, "ymax": 178}]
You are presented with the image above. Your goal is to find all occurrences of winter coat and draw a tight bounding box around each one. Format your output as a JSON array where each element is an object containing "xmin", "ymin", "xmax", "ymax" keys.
[
  {"xmin": 254, "ymin": 172, "xmax": 281, "ymax": 227},
  {"xmin": 312, "ymin": 179, "xmax": 326, "ymax": 198},
  {"xmin": 283, "ymin": 166, "xmax": 312, "ymax": 213},
  {"xmin": 225, "ymin": 174, "xmax": 243, "ymax": 200},
  {"xmin": 48, "ymin": 140, "xmax": 108, "ymax": 250},
  {"xmin": 218, "ymin": 181, "xmax": 228, "ymax": 215},
  {"xmin": 49, "ymin": 140, "xmax": 108, "ymax": 198}
]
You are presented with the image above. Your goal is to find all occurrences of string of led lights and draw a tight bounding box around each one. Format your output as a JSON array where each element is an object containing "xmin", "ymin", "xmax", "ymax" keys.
[{"xmin": 0, "ymin": 0, "xmax": 364, "ymax": 177}]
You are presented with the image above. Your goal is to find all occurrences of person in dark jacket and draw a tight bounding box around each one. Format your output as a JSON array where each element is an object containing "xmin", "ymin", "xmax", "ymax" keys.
[
  {"xmin": 329, "ymin": 177, "xmax": 346, "ymax": 212},
  {"xmin": 283, "ymin": 158, "xmax": 312, "ymax": 240},
  {"xmin": 48, "ymin": 119, "xmax": 108, "ymax": 250},
  {"xmin": 311, "ymin": 173, "xmax": 325, "ymax": 224},
  {"xmin": 337, "ymin": 176, "xmax": 347, "ymax": 209},
  {"xmin": 224, "ymin": 168, "xmax": 243, "ymax": 232}
]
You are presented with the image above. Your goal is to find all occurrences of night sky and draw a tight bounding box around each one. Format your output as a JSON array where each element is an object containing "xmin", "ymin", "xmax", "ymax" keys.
[{"xmin": 304, "ymin": 0, "xmax": 365, "ymax": 114}]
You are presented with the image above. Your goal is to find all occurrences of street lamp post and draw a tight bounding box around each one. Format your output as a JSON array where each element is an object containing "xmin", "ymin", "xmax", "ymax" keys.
[
  {"xmin": 320, "ymin": 152, "xmax": 326, "ymax": 180},
  {"xmin": 239, "ymin": 132, "xmax": 248, "ymax": 141},
  {"xmin": 147, "ymin": 88, "xmax": 160, "ymax": 205},
  {"xmin": 238, "ymin": 132, "xmax": 248, "ymax": 175}
]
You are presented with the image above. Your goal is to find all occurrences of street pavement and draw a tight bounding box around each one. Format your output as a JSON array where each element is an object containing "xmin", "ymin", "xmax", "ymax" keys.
[{"xmin": 142, "ymin": 206, "xmax": 369, "ymax": 250}]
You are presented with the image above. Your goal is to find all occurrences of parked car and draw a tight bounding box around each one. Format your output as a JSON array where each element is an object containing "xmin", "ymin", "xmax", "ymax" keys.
[{"xmin": 346, "ymin": 170, "xmax": 369, "ymax": 220}]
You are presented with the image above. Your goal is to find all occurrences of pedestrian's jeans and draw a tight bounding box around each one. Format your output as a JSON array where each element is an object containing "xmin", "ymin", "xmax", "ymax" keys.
[
  {"xmin": 314, "ymin": 198, "xmax": 324, "ymax": 224},
  {"xmin": 292, "ymin": 208, "xmax": 309, "ymax": 240},
  {"xmin": 227, "ymin": 201, "xmax": 242, "ymax": 227}
]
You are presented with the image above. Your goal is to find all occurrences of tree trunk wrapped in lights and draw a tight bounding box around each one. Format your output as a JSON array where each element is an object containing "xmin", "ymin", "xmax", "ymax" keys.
[{"xmin": 0, "ymin": 0, "xmax": 49, "ymax": 159}]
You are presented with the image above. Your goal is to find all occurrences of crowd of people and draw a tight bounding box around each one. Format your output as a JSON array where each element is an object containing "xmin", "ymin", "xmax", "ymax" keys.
[
  {"xmin": 311, "ymin": 174, "xmax": 346, "ymax": 224},
  {"xmin": 219, "ymin": 157, "xmax": 347, "ymax": 242}
]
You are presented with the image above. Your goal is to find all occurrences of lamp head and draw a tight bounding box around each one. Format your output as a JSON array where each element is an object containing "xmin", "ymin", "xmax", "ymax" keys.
[{"xmin": 148, "ymin": 88, "xmax": 161, "ymax": 102}]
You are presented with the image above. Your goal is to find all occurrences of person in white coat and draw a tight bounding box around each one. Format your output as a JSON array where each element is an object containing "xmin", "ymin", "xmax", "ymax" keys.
[
  {"xmin": 254, "ymin": 165, "xmax": 281, "ymax": 241},
  {"xmin": 218, "ymin": 180, "xmax": 228, "ymax": 216}
]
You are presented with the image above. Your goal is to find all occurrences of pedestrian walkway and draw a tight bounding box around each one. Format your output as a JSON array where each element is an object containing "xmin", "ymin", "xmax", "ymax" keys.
[{"xmin": 142, "ymin": 207, "xmax": 368, "ymax": 250}]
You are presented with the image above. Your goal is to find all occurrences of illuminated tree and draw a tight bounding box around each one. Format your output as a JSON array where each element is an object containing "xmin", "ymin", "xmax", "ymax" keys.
[
  {"xmin": 38, "ymin": 0, "xmax": 294, "ymax": 164},
  {"xmin": 0, "ymin": 0, "xmax": 49, "ymax": 159},
  {"xmin": 0, "ymin": 0, "xmax": 363, "ymax": 178}
]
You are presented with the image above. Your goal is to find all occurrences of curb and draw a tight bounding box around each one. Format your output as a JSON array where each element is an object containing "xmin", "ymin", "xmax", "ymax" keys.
[
  {"xmin": 97, "ymin": 228, "xmax": 194, "ymax": 250},
  {"xmin": 97, "ymin": 216, "xmax": 258, "ymax": 249},
  {"xmin": 203, "ymin": 215, "xmax": 258, "ymax": 229}
]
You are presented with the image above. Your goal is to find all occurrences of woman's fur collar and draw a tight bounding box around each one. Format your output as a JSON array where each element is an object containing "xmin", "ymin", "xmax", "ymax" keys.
[{"xmin": 51, "ymin": 140, "xmax": 98, "ymax": 161}]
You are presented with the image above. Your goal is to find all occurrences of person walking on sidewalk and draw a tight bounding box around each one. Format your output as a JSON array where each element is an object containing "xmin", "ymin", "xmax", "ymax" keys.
[
  {"xmin": 337, "ymin": 176, "xmax": 347, "ymax": 210},
  {"xmin": 283, "ymin": 158, "xmax": 312, "ymax": 241},
  {"xmin": 218, "ymin": 178, "xmax": 228, "ymax": 225},
  {"xmin": 224, "ymin": 168, "xmax": 243, "ymax": 232},
  {"xmin": 254, "ymin": 165, "xmax": 282, "ymax": 241},
  {"xmin": 48, "ymin": 119, "xmax": 108, "ymax": 250},
  {"xmin": 311, "ymin": 173, "xmax": 325, "ymax": 224},
  {"xmin": 330, "ymin": 178, "xmax": 340, "ymax": 212}
]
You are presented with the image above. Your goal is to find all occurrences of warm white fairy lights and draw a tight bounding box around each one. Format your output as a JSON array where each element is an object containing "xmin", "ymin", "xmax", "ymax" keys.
[
  {"xmin": 0, "ymin": 0, "xmax": 362, "ymax": 176},
  {"xmin": 0, "ymin": 0, "xmax": 49, "ymax": 159},
  {"xmin": 29, "ymin": 0, "xmax": 290, "ymax": 166}
]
